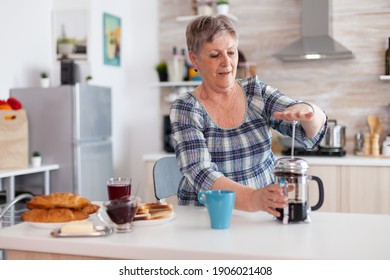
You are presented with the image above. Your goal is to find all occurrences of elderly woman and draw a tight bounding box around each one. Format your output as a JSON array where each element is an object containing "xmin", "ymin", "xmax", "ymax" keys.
[{"xmin": 169, "ymin": 15, "xmax": 327, "ymax": 217}]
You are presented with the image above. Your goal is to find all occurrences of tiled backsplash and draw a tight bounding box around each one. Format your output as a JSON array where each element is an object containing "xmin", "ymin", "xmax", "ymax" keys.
[{"xmin": 158, "ymin": 0, "xmax": 390, "ymax": 153}]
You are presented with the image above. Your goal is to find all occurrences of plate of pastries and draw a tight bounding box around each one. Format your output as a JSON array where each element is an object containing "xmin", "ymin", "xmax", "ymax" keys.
[
  {"xmin": 22, "ymin": 192, "xmax": 100, "ymax": 229},
  {"xmin": 133, "ymin": 202, "xmax": 175, "ymax": 226}
]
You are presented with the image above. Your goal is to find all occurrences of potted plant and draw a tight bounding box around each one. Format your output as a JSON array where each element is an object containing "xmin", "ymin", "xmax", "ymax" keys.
[
  {"xmin": 155, "ymin": 61, "xmax": 168, "ymax": 82},
  {"xmin": 40, "ymin": 72, "xmax": 50, "ymax": 88},
  {"xmin": 85, "ymin": 75, "xmax": 93, "ymax": 84},
  {"xmin": 216, "ymin": 0, "xmax": 229, "ymax": 15},
  {"xmin": 31, "ymin": 151, "xmax": 42, "ymax": 168}
]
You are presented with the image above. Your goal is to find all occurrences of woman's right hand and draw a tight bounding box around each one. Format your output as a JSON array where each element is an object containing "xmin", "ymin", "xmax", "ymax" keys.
[{"xmin": 250, "ymin": 184, "xmax": 288, "ymax": 217}]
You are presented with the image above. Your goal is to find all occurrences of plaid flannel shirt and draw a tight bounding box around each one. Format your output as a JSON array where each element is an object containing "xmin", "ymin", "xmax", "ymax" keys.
[{"xmin": 170, "ymin": 76, "xmax": 327, "ymax": 206}]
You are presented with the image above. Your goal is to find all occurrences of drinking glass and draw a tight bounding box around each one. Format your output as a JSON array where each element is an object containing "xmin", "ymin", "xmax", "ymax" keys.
[
  {"xmin": 107, "ymin": 177, "xmax": 131, "ymax": 200},
  {"xmin": 98, "ymin": 195, "xmax": 139, "ymax": 233}
]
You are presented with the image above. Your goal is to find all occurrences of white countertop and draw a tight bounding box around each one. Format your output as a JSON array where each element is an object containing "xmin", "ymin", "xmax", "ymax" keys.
[
  {"xmin": 1, "ymin": 206, "xmax": 390, "ymax": 259},
  {"xmin": 143, "ymin": 153, "xmax": 390, "ymax": 167}
]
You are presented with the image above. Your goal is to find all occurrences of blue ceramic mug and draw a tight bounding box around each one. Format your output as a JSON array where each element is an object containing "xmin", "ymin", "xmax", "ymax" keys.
[{"xmin": 198, "ymin": 190, "xmax": 235, "ymax": 230}]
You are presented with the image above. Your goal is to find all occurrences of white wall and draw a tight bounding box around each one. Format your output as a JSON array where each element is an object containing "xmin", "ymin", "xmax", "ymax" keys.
[
  {"xmin": 0, "ymin": 0, "xmax": 161, "ymax": 200},
  {"xmin": 0, "ymin": 0, "xmax": 53, "ymax": 96},
  {"xmin": 89, "ymin": 0, "xmax": 161, "ymax": 199}
]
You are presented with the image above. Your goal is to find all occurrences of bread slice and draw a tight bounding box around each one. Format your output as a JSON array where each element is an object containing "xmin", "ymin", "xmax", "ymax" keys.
[
  {"xmin": 148, "ymin": 205, "xmax": 173, "ymax": 213},
  {"xmin": 139, "ymin": 202, "xmax": 173, "ymax": 211},
  {"xmin": 150, "ymin": 209, "xmax": 174, "ymax": 219},
  {"xmin": 136, "ymin": 207, "xmax": 150, "ymax": 215},
  {"xmin": 134, "ymin": 202, "xmax": 174, "ymax": 221},
  {"xmin": 142, "ymin": 202, "xmax": 167, "ymax": 206},
  {"xmin": 133, "ymin": 213, "xmax": 152, "ymax": 221}
]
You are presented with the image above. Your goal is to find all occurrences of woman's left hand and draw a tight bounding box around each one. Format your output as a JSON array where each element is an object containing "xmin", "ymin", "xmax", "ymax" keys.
[
  {"xmin": 273, "ymin": 103, "xmax": 314, "ymax": 122},
  {"xmin": 273, "ymin": 102, "xmax": 326, "ymax": 138}
]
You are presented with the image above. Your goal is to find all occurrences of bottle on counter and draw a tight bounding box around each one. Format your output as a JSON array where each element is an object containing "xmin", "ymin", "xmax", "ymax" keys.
[
  {"xmin": 354, "ymin": 132, "xmax": 364, "ymax": 156},
  {"xmin": 168, "ymin": 46, "xmax": 185, "ymax": 82},
  {"xmin": 386, "ymin": 37, "xmax": 390, "ymax": 75},
  {"xmin": 181, "ymin": 48, "xmax": 189, "ymax": 81},
  {"xmin": 382, "ymin": 136, "xmax": 390, "ymax": 157}
]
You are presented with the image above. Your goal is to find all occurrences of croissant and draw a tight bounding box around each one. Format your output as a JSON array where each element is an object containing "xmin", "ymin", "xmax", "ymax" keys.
[
  {"xmin": 26, "ymin": 192, "xmax": 91, "ymax": 210},
  {"xmin": 81, "ymin": 203, "xmax": 100, "ymax": 215},
  {"xmin": 22, "ymin": 208, "xmax": 89, "ymax": 223}
]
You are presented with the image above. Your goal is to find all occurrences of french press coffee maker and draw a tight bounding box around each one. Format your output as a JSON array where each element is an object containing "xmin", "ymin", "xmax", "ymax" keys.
[
  {"xmin": 274, "ymin": 157, "xmax": 324, "ymax": 224},
  {"xmin": 273, "ymin": 121, "xmax": 324, "ymax": 224}
]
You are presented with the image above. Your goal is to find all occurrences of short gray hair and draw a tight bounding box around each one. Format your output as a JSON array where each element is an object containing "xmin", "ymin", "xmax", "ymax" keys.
[{"xmin": 186, "ymin": 15, "xmax": 238, "ymax": 56}]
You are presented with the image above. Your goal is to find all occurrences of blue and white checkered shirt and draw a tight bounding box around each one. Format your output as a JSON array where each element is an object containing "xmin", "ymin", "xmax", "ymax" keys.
[{"xmin": 170, "ymin": 76, "xmax": 326, "ymax": 206}]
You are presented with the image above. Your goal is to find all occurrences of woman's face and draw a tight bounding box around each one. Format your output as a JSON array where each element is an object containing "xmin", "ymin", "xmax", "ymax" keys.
[{"xmin": 190, "ymin": 33, "xmax": 238, "ymax": 92}]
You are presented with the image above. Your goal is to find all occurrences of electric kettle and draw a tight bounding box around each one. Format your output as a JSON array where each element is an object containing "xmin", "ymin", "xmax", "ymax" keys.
[{"xmin": 273, "ymin": 157, "xmax": 324, "ymax": 224}]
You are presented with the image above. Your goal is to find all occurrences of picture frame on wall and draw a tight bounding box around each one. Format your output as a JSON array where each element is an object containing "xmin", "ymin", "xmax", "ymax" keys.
[
  {"xmin": 52, "ymin": 10, "xmax": 88, "ymax": 61},
  {"xmin": 103, "ymin": 13, "xmax": 121, "ymax": 67}
]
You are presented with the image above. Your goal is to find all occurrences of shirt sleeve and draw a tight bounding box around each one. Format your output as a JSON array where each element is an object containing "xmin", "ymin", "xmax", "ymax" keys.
[
  {"xmin": 169, "ymin": 95, "xmax": 224, "ymax": 193},
  {"xmin": 246, "ymin": 76, "xmax": 327, "ymax": 150}
]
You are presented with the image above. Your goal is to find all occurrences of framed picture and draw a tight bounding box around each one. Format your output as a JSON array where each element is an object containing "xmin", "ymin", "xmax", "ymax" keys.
[
  {"xmin": 103, "ymin": 13, "xmax": 121, "ymax": 66},
  {"xmin": 52, "ymin": 10, "xmax": 88, "ymax": 60}
]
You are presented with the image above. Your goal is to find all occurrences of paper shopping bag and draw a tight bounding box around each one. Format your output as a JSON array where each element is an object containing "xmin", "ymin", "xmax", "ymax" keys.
[{"xmin": 0, "ymin": 109, "xmax": 29, "ymax": 169}]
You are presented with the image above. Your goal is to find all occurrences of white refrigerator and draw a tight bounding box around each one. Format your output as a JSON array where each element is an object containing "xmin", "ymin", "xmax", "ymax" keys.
[{"xmin": 10, "ymin": 84, "xmax": 113, "ymax": 201}]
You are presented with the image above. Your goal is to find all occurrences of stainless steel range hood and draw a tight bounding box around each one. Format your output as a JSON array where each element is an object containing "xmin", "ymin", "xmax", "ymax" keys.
[{"xmin": 274, "ymin": 0, "xmax": 354, "ymax": 62}]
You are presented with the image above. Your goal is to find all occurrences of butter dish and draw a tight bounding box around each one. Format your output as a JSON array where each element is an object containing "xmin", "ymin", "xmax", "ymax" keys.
[{"xmin": 50, "ymin": 225, "xmax": 113, "ymax": 237}]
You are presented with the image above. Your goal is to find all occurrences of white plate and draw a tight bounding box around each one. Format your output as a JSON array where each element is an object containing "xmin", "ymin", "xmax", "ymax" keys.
[
  {"xmin": 27, "ymin": 221, "xmax": 68, "ymax": 230},
  {"xmin": 27, "ymin": 219, "xmax": 89, "ymax": 230},
  {"xmin": 133, "ymin": 213, "xmax": 176, "ymax": 226}
]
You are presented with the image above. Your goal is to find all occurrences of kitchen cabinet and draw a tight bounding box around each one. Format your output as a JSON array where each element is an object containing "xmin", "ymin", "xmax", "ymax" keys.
[
  {"xmin": 308, "ymin": 166, "xmax": 341, "ymax": 213},
  {"xmin": 341, "ymin": 166, "xmax": 390, "ymax": 214},
  {"xmin": 309, "ymin": 163, "xmax": 390, "ymax": 215}
]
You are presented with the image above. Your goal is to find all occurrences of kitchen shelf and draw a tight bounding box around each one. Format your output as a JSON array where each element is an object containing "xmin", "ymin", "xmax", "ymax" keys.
[
  {"xmin": 154, "ymin": 81, "xmax": 201, "ymax": 87},
  {"xmin": 380, "ymin": 75, "xmax": 390, "ymax": 80},
  {"xmin": 175, "ymin": 14, "xmax": 238, "ymax": 22}
]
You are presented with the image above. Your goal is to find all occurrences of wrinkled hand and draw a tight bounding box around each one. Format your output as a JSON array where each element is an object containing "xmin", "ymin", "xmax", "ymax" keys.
[
  {"xmin": 273, "ymin": 103, "xmax": 314, "ymax": 123},
  {"xmin": 251, "ymin": 184, "xmax": 288, "ymax": 217}
]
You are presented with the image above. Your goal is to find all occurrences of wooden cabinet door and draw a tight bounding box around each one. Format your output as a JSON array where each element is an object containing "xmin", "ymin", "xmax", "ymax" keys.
[
  {"xmin": 341, "ymin": 166, "xmax": 390, "ymax": 214},
  {"xmin": 308, "ymin": 166, "xmax": 341, "ymax": 213}
]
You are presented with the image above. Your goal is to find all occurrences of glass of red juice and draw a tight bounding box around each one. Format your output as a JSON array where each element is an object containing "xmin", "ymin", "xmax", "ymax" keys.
[{"xmin": 107, "ymin": 177, "xmax": 132, "ymax": 200}]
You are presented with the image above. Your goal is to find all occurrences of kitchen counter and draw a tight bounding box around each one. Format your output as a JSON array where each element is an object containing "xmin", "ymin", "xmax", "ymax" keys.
[
  {"xmin": 143, "ymin": 153, "xmax": 390, "ymax": 167},
  {"xmin": 1, "ymin": 206, "xmax": 390, "ymax": 260}
]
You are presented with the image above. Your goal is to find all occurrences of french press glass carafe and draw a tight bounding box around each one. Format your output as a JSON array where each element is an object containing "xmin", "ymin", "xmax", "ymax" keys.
[{"xmin": 274, "ymin": 157, "xmax": 324, "ymax": 224}]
